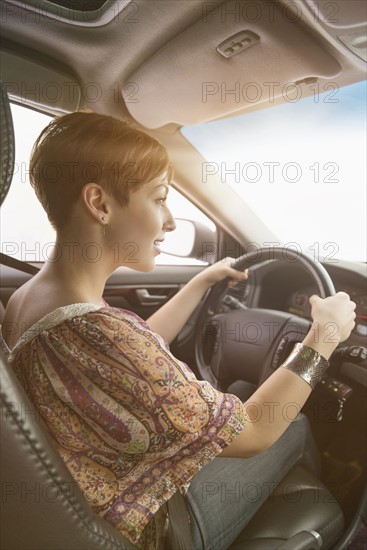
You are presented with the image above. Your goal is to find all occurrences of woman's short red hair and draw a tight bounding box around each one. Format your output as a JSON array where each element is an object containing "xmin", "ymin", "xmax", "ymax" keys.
[{"xmin": 29, "ymin": 111, "xmax": 173, "ymax": 230}]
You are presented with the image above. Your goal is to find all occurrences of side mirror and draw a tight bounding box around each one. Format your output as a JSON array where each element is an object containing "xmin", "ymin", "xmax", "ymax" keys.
[{"xmin": 161, "ymin": 218, "xmax": 217, "ymax": 261}]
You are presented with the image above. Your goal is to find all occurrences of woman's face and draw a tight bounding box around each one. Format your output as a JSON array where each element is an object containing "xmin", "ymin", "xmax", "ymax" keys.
[{"xmin": 108, "ymin": 177, "xmax": 176, "ymax": 271}]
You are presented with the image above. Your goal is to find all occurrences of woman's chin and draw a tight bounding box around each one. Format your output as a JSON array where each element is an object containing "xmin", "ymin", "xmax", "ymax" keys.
[{"xmin": 126, "ymin": 259, "xmax": 156, "ymax": 273}]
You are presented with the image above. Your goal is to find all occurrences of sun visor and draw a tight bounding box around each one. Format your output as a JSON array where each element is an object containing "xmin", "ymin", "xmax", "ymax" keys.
[
  {"xmin": 304, "ymin": 0, "xmax": 367, "ymax": 62},
  {"xmin": 0, "ymin": 49, "xmax": 81, "ymax": 114},
  {"xmin": 122, "ymin": 1, "xmax": 341, "ymax": 128}
]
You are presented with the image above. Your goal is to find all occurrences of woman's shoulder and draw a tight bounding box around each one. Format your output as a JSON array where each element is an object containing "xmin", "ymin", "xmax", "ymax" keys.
[
  {"xmin": 2, "ymin": 282, "xmax": 45, "ymax": 349},
  {"xmin": 2, "ymin": 289, "xmax": 153, "ymax": 357}
]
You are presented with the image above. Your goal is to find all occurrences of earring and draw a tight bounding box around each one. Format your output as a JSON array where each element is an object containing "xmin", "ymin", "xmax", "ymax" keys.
[{"xmin": 101, "ymin": 216, "xmax": 108, "ymax": 236}]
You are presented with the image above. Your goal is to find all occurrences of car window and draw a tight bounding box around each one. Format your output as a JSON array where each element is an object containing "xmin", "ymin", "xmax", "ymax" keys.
[
  {"xmin": 1, "ymin": 103, "xmax": 215, "ymax": 266},
  {"xmin": 182, "ymin": 81, "xmax": 366, "ymax": 263}
]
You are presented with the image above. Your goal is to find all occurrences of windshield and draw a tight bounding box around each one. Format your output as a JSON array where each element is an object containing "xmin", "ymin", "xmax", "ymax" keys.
[{"xmin": 182, "ymin": 81, "xmax": 366, "ymax": 262}]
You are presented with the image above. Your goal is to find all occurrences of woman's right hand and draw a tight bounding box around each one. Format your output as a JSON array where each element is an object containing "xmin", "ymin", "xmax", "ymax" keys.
[{"xmin": 307, "ymin": 292, "xmax": 356, "ymax": 353}]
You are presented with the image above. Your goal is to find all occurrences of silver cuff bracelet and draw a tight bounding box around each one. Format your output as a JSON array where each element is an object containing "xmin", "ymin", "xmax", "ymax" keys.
[{"xmin": 280, "ymin": 343, "xmax": 329, "ymax": 390}]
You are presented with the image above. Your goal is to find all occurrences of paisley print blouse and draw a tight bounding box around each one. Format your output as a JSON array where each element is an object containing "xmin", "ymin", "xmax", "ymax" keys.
[{"xmin": 7, "ymin": 304, "xmax": 247, "ymax": 548}]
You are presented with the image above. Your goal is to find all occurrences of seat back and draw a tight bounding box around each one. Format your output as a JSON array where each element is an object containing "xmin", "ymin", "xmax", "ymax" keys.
[
  {"xmin": 0, "ymin": 80, "xmax": 15, "ymax": 206},
  {"xmin": 0, "ymin": 348, "xmax": 136, "ymax": 550}
]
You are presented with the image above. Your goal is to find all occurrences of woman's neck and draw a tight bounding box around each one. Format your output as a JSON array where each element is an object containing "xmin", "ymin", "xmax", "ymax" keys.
[{"xmin": 41, "ymin": 238, "xmax": 112, "ymax": 304}]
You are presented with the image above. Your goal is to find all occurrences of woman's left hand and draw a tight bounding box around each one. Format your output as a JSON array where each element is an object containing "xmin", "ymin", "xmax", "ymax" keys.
[{"xmin": 196, "ymin": 257, "xmax": 248, "ymax": 290}]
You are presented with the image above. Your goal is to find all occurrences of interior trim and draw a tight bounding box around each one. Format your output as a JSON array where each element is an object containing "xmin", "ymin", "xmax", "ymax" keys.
[{"xmin": 5, "ymin": 0, "xmax": 133, "ymax": 27}]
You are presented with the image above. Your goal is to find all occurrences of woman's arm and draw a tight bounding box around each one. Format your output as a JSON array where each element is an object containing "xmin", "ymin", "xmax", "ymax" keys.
[
  {"xmin": 146, "ymin": 258, "xmax": 248, "ymax": 343},
  {"xmin": 220, "ymin": 292, "xmax": 356, "ymax": 458}
]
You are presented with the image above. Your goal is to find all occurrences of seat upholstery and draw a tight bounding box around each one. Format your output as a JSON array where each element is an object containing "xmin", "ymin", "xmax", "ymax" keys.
[
  {"xmin": 0, "ymin": 349, "xmax": 136, "ymax": 550},
  {"xmin": 229, "ymin": 465, "xmax": 344, "ymax": 549},
  {"xmin": 0, "ymin": 80, "xmax": 15, "ymax": 206}
]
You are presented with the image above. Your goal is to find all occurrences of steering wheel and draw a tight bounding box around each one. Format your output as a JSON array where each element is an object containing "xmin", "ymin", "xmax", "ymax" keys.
[{"xmin": 195, "ymin": 247, "xmax": 336, "ymax": 390}]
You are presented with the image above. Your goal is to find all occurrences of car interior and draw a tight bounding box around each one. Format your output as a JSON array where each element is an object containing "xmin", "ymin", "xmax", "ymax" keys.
[{"xmin": 0, "ymin": 1, "xmax": 366, "ymax": 549}]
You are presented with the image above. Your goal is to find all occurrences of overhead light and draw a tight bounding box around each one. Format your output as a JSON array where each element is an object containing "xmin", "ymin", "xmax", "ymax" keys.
[{"xmin": 217, "ymin": 31, "xmax": 260, "ymax": 59}]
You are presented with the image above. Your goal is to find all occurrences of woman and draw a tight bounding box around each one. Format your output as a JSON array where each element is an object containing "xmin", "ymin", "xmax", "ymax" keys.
[{"xmin": 2, "ymin": 112, "xmax": 356, "ymax": 549}]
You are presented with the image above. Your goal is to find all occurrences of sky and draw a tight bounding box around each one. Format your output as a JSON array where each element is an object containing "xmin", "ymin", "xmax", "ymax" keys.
[{"xmin": 182, "ymin": 80, "xmax": 367, "ymax": 262}]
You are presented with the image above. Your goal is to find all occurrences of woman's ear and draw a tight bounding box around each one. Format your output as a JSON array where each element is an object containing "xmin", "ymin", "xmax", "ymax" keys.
[{"xmin": 81, "ymin": 183, "xmax": 109, "ymax": 221}]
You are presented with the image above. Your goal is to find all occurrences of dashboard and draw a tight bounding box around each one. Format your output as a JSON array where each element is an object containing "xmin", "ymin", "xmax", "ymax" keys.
[
  {"xmin": 238, "ymin": 258, "xmax": 367, "ymax": 392},
  {"xmin": 246, "ymin": 259, "xmax": 367, "ymax": 345},
  {"xmin": 286, "ymin": 286, "xmax": 367, "ymax": 339}
]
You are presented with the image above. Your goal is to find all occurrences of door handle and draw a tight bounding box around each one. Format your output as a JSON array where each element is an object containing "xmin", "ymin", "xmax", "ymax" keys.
[{"xmin": 135, "ymin": 289, "xmax": 168, "ymax": 305}]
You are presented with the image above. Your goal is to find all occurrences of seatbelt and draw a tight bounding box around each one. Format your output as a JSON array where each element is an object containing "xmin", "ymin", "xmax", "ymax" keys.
[
  {"xmin": 167, "ymin": 490, "xmax": 193, "ymax": 550},
  {"xmin": 0, "ymin": 253, "xmax": 40, "ymax": 275}
]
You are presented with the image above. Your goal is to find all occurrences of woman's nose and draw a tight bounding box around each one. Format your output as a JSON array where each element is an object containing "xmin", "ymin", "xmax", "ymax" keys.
[{"xmin": 163, "ymin": 207, "xmax": 176, "ymax": 232}]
